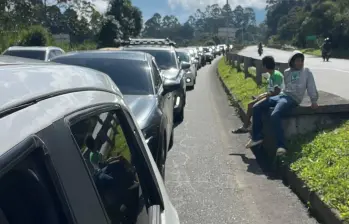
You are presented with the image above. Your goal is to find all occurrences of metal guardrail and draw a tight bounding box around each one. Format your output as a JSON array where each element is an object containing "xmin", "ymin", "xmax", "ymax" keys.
[{"xmin": 226, "ymin": 52, "xmax": 288, "ymax": 85}]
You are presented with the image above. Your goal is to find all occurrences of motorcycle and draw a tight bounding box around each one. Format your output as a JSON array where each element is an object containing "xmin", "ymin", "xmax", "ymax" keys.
[
  {"xmin": 322, "ymin": 49, "xmax": 331, "ymax": 62},
  {"xmin": 258, "ymin": 47, "xmax": 263, "ymax": 56}
]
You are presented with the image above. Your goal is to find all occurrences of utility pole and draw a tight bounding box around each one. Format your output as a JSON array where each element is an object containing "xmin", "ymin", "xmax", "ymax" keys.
[{"xmin": 226, "ymin": 0, "xmax": 229, "ymax": 46}]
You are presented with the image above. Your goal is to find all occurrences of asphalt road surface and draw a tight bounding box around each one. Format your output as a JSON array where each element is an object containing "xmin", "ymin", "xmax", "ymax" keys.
[
  {"xmin": 165, "ymin": 56, "xmax": 319, "ymax": 224},
  {"xmin": 239, "ymin": 46, "xmax": 349, "ymax": 100}
]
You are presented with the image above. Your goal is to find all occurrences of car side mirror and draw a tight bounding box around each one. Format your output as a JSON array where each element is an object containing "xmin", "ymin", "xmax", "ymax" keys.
[
  {"xmin": 181, "ymin": 62, "xmax": 190, "ymax": 70},
  {"xmin": 162, "ymin": 78, "xmax": 180, "ymax": 95}
]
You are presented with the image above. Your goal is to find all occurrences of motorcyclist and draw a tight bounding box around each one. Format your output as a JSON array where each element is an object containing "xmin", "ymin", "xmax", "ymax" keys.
[
  {"xmin": 321, "ymin": 37, "xmax": 331, "ymax": 61},
  {"xmin": 258, "ymin": 42, "xmax": 263, "ymax": 49},
  {"xmin": 322, "ymin": 38, "xmax": 331, "ymax": 52},
  {"xmin": 258, "ymin": 42, "xmax": 263, "ymax": 55}
]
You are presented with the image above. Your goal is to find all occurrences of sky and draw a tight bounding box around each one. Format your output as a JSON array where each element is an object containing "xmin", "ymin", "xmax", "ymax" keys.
[{"xmin": 92, "ymin": 0, "xmax": 266, "ymax": 24}]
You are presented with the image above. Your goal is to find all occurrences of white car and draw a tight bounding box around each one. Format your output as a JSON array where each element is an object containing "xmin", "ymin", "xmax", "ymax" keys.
[
  {"xmin": 177, "ymin": 49, "xmax": 197, "ymax": 90},
  {"xmin": 2, "ymin": 46, "xmax": 65, "ymax": 61},
  {"xmin": 0, "ymin": 61, "xmax": 180, "ymax": 224}
]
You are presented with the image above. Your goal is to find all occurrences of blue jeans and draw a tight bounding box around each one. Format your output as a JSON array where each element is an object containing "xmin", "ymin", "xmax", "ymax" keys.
[{"xmin": 252, "ymin": 95, "xmax": 297, "ymax": 148}]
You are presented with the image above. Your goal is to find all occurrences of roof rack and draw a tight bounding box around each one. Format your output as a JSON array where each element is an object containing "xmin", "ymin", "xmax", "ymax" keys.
[{"xmin": 115, "ymin": 38, "xmax": 176, "ymax": 47}]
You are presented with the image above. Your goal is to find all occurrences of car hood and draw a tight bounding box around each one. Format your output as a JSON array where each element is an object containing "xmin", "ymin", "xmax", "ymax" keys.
[
  {"xmin": 123, "ymin": 95, "xmax": 157, "ymax": 129},
  {"xmin": 161, "ymin": 68, "xmax": 180, "ymax": 79}
]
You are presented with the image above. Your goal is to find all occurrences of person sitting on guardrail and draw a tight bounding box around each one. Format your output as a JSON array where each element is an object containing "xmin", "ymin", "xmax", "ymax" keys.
[
  {"xmin": 233, "ymin": 56, "xmax": 284, "ymax": 134},
  {"xmin": 246, "ymin": 51, "xmax": 319, "ymax": 155}
]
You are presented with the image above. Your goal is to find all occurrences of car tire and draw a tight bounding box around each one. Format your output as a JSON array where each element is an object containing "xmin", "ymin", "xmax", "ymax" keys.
[
  {"xmin": 175, "ymin": 107, "xmax": 184, "ymax": 123},
  {"xmin": 186, "ymin": 85, "xmax": 194, "ymax": 91},
  {"xmin": 169, "ymin": 130, "xmax": 174, "ymax": 149},
  {"xmin": 157, "ymin": 136, "xmax": 166, "ymax": 179}
]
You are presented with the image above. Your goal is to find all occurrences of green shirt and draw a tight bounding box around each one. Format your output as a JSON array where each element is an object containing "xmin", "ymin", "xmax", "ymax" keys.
[
  {"xmin": 90, "ymin": 151, "xmax": 102, "ymax": 168},
  {"xmin": 267, "ymin": 70, "xmax": 284, "ymax": 93}
]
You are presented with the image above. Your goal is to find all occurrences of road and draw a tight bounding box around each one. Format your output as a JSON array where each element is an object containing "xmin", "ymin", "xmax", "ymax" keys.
[
  {"xmin": 239, "ymin": 46, "xmax": 349, "ymax": 99},
  {"xmin": 165, "ymin": 56, "xmax": 318, "ymax": 224}
]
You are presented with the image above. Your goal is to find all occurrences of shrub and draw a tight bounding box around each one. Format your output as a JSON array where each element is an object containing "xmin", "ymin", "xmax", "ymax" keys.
[{"xmin": 18, "ymin": 25, "xmax": 53, "ymax": 46}]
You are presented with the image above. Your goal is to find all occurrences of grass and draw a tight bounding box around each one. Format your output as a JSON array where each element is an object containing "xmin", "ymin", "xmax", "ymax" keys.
[
  {"xmin": 300, "ymin": 48, "xmax": 321, "ymax": 56},
  {"xmin": 218, "ymin": 56, "xmax": 349, "ymax": 221},
  {"xmin": 286, "ymin": 122, "xmax": 349, "ymax": 220},
  {"xmin": 218, "ymin": 58, "xmax": 266, "ymax": 109},
  {"xmin": 300, "ymin": 48, "xmax": 349, "ymax": 59}
]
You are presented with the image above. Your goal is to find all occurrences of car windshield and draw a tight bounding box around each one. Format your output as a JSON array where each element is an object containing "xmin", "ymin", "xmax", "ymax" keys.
[
  {"xmin": 3, "ymin": 50, "xmax": 46, "ymax": 60},
  {"xmin": 177, "ymin": 51, "xmax": 190, "ymax": 63},
  {"xmin": 203, "ymin": 48, "xmax": 209, "ymax": 52},
  {"xmin": 126, "ymin": 49, "xmax": 177, "ymax": 70},
  {"xmin": 52, "ymin": 57, "xmax": 153, "ymax": 95}
]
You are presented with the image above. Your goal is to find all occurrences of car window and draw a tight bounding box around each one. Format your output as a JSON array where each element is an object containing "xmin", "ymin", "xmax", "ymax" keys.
[
  {"xmin": 69, "ymin": 110, "xmax": 150, "ymax": 224},
  {"xmin": 125, "ymin": 49, "xmax": 177, "ymax": 70},
  {"xmin": 3, "ymin": 50, "xmax": 46, "ymax": 60},
  {"xmin": 54, "ymin": 50, "xmax": 63, "ymax": 57},
  {"xmin": 151, "ymin": 60, "xmax": 162, "ymax": 92},
  {"xmin": 176, "ymin": 51, "xmax": 190, "ymax": 63},
  {"xmin": 52, "ymin": 57, "xmax": 153, "ymax": 95},
  {"xmin": 0, "ymin": 146, "xmax": 72, "ymax": 224},
  {"xmin": 48, "ymin": 50, "xmax": 56, "ymax": 59}
]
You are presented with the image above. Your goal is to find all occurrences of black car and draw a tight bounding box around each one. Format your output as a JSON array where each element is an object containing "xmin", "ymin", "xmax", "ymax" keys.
[
  {"xmin": 0, "ymin": 63, "xmax": 180, "ymax": 224},
  {"xmin": 197, "ymin": 47, "xmax": 206, "ymax": 67},
  {"xmin": 51, "ymin": 50, "xmax": 180, "ymax": 176},
  {"xmin": 121, "ymin": 38, "xmax": 190, "ymax": 123},
  {"xmin": 203, "ymin": 47, "xmax": 214, "ymax": 64}
]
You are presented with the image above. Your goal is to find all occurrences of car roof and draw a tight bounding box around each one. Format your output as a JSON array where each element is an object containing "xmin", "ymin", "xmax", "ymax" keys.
[
  {"xmin": 5, "ymin": 46, "xmax": 64, "ymax": 51},
  {"xmin": 0, "ymin": 64, "xmax": 121, "ymax": 113},
  {"xmin": 54, "ymin": 50, "xmax": 148, "ymax": 61},
  {"xmin": 0, "ymin": 55, "xmax": 48, "ymax": 65},
  {"xmin": 122, "ymin": 46, "xmax": 175, "ymax": 51},
  {"xmin": 98, "ymin": 47, "xmax": 121, "ymax": 51},
  {"xmin": 176, "ymin": 49, "xmax": 190, "ymax": 53}
]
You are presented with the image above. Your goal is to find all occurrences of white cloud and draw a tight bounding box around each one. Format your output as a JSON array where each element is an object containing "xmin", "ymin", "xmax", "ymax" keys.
[
  {"xmin": 90, "ymin": 0, "xmax": 108, "ymax": 13},
  {"xmin": 167, "ymin": 0, "xmax": 266, "ymax": 11}
]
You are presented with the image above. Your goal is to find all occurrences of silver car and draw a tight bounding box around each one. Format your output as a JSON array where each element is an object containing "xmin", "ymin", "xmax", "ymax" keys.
[
  {"xmin": 2, "ymin": 46, "xmax": 65, "ymax": 61},
  {"xmin": 0, "ymin": 62, "xmax": 180, "ymax": 224},
  {"xmin": 176, "ymin": 49, "xmax": 197, "ymax": 90}
]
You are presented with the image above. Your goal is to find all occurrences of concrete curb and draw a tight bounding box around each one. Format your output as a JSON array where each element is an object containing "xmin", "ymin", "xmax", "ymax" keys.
[{"xmin": 216, "ymin": 67, "xmax": 345, "ymax": 224}]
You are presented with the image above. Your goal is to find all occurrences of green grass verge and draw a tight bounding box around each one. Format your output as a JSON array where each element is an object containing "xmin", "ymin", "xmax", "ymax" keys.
[
  {"xmin": 218, "ymin": 58, "xmax": 266, "ymax": 109},
  {"xmin": 300, "ymin": 48, "xmax": 321, "ymax": 56},
  {"xmin": 300, "ymin": 48, "xmax": 349, "ymax": 59},
  {"xmin": 218, "ymin": 56, "xmax": 349, "ymax": 221},
  {"xmin": 287, "ymin": 122, "xmax": 349, "ymax": 220}
]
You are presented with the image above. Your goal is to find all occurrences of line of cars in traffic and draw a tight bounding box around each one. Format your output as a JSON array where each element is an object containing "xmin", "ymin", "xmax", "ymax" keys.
[{"xmin": 0, "ymin": 38, "xmax": 225, "ymax": 224}]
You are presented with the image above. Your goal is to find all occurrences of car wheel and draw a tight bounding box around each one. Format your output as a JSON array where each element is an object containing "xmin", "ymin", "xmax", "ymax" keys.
[
  {"xmin": 169, "ymin": 130, "xmax": 174, "ymax": 149},
  {"xmin": 175, "ymin": 107, "xmax": 184, "ymax": 123},
  {"xmin": 157, "ymin": 136, "xmax": 166, "ymax": 179},
  {"xmin": 186, "ymin": 85, "xmax": 194, "ymax": 91}
]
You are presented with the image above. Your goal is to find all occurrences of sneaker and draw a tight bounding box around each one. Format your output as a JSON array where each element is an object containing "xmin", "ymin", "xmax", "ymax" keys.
[
  {"xmin": 232, "ymin": 126, "xmax": 249, "ymax": 133},
  {"xmin": 245, "ymin": 139, "xmax": 263, "ymax": 148},
  {"xmin": 276, "ymin": 147, "xmax": 287, "ymax": 156}
]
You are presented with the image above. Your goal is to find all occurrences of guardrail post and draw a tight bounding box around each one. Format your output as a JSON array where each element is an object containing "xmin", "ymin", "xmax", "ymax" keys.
[
  {"xmin": 278, "ymin": 62, "xmax": 288, "ymax": 74},
  {"xmin": 236, "ymin": 56, "xmax": 243, "ymax": 72},
  {"xmin": 255, "ymin": 60, "xmax": 263, "ymax": 85},
  {"xmin": 230, "ymin": 53, "xmax": 236, "ymax": 67},
  {"xmin": 243, "ymin": 57, "xmax": 252, "ymax": 78}
]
